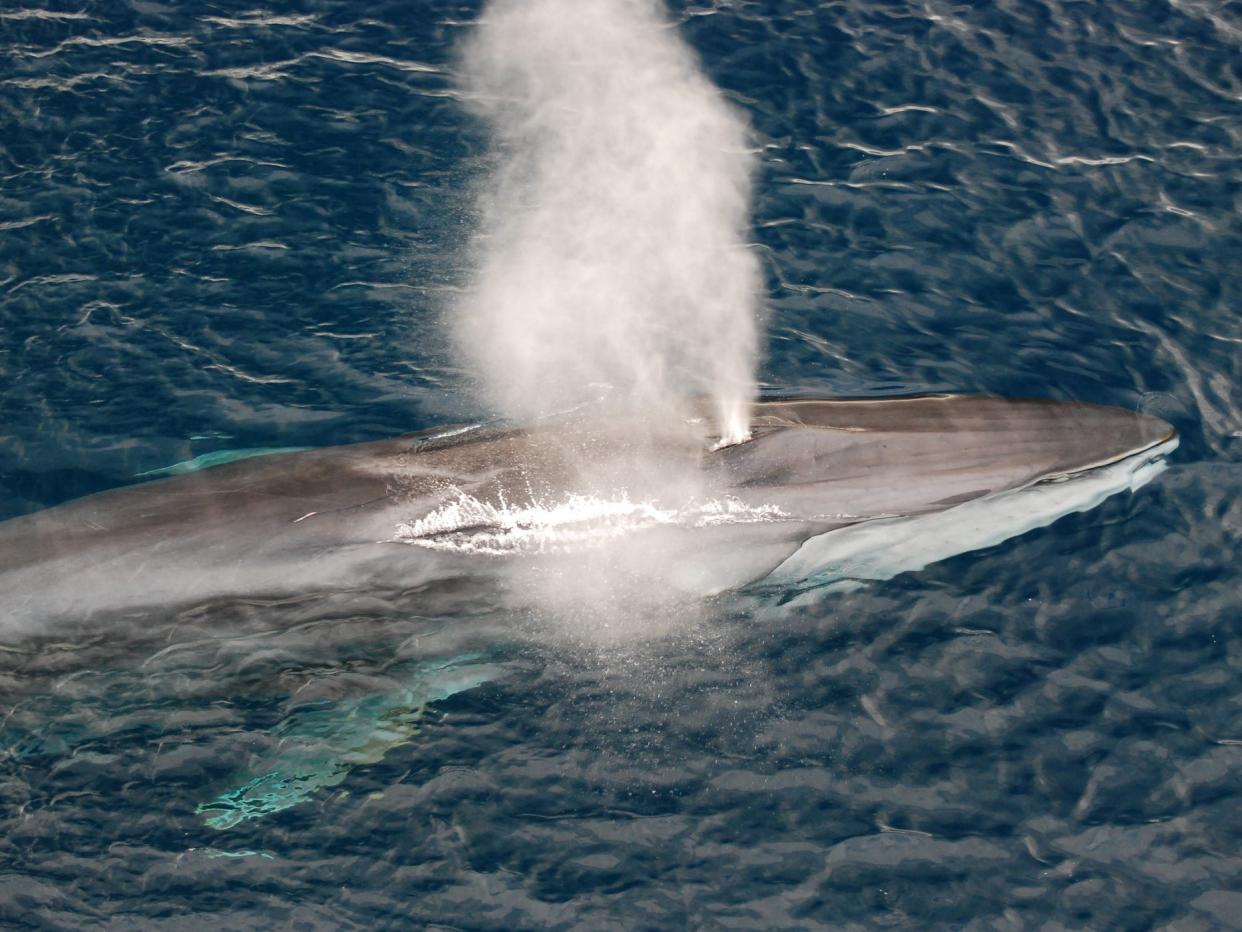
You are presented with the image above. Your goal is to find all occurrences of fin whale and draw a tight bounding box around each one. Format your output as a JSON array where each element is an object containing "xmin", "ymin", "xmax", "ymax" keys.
[
  {"xmin": 0, "ymin": 394, "xmax": 1176, "ymax": 828},
  {"xmin": 0, "ymin": 394, "xmax": 1176, "ymax": 638}
]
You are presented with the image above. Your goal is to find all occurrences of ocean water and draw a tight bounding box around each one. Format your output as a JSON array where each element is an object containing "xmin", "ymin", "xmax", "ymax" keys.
[{"xmin": 2, "ymin": 1, "xmax": 1241, "ymax": 928}]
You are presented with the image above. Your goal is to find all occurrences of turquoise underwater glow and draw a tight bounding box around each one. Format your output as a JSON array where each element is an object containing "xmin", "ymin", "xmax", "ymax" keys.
[{"xmin": 197, "ymin": 655, "xmax": 500, "ymax": 830}]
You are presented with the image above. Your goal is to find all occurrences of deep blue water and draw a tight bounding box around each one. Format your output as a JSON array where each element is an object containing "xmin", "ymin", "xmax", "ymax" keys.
[{"xmin": 2, "ymin": 1, "xmax": 1241, "ymax": 928}]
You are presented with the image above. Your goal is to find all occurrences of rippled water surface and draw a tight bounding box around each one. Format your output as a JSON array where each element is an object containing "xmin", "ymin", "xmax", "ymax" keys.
[{"xmin": 2, "ymin": 1, "xmax": 1241, "ymax": 928}]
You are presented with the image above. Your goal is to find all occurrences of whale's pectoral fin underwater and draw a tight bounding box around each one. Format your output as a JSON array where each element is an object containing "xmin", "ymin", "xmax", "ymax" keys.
[
  {"xmin": 0, "ymin": 395, "xmax": 1177, "ymax": 828},
  {"xmin": 196, "ymin": 655, "xmax": 501, "ymax": 830}
]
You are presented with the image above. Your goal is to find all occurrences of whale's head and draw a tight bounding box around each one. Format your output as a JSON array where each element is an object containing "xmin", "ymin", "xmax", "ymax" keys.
[{"xmin": 709, "ymin": 395, "xmax": 1176, "ymax": 521}]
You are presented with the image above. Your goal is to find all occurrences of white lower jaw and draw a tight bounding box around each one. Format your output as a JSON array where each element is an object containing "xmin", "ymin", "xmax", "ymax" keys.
[{"xmin": 762, "ymin": 435, "xmax": 1178, "ymax": 598}]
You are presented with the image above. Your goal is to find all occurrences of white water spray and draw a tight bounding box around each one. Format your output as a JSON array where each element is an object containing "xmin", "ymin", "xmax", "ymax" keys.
[
  {"xmin": 394, "ymin": 490, "xmax": 788, "ymax": 555},
  {"xmin": 453, "ymin": 0, "xmax": 762, "ymax": 446}
]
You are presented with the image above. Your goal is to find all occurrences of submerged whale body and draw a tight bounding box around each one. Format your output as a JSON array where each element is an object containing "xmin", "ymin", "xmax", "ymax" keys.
[
  {"xmin": 0, "ymin": 394, "xmax": 1176, "ymax": 635},
  {"xmin": 0, "ymin": 394, "xmax": 1176, "ymax": 828}
]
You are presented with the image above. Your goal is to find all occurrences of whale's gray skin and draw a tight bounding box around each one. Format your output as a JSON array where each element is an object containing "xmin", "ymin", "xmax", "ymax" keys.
[{"xmin": 0, "ymin": 394, "xmax": 1176, "ymax": 641}]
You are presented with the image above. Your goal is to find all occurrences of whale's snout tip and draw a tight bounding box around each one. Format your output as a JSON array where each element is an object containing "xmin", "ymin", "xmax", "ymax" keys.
[{"xmin": 1136, "ymin": 410, "xmax": 1178, "ymax": 446}]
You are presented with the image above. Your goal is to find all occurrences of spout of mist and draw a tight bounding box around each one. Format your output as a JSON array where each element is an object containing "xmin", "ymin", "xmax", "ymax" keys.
[{"xmin": 452, "ymin": 0, "xmax": 763, "ymax": 445}]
